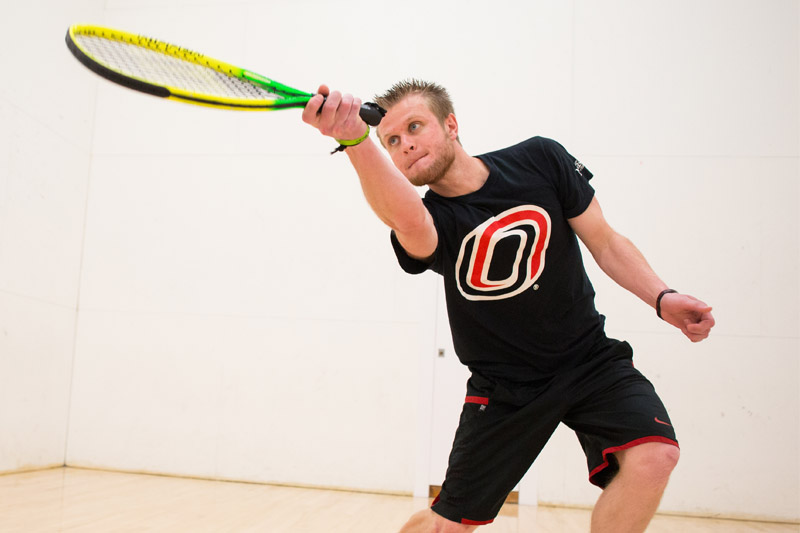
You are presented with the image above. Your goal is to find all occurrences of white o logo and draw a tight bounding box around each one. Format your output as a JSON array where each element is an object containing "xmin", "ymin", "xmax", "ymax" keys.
[{"xmin": 455, "ymin": 206, "xmax": 551, "ymax": 301}]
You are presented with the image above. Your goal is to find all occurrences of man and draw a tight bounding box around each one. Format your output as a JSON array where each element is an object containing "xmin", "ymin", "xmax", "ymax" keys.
[{"xmin": 302, "ymin": 80, "xmax": 715, "ymax": 533}]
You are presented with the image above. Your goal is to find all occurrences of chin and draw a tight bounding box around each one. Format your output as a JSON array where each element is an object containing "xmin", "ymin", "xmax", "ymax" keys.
[
  {"xmin": 407, "ymin": 170, "xmax": 438, "ymax": 187},
  {"xmin": 402, "ymin": 146, "xmax": 455, "ymax": 187}
]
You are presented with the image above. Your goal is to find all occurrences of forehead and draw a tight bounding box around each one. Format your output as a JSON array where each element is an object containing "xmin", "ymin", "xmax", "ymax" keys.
[{"xmin": 377, "ymin": 94, "xmax": 435, "ymax": 139}]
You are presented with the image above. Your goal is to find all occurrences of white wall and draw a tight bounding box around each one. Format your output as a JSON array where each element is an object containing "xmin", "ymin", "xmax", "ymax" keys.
[
  {"xmin": 0, "ymin": 1, "xmax": 103, "ymax": 473},
  {"xmin": 62, "ymin": 1, "xmax": 430, "ymax": 494},
  {"xmin": 532, "ymin": 1, "xmax": 800, "ymax": 522},
  {"xmin": 0, "ymin": 0, "xmax": 797, "ymax": 523}
]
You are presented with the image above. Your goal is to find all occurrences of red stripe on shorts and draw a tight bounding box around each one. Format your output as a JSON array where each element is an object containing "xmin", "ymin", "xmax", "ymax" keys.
[
  {"xmin": 462, "ymin": 517, "xmax": 495, "ymax": 525},
  {"xmin": 465, "ymin": 396, "xmax": 489, "ymax": 405}
]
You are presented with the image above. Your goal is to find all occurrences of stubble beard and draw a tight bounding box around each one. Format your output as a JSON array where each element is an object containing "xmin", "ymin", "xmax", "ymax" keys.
[{"xmin": 406, "ymin": 142, "xmax": 457, "ymax": 188}]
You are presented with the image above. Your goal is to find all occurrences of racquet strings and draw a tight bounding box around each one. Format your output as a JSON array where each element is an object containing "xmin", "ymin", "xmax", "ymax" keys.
[{"xmin": 74, "ymin": 34, "xmax": 283, "ymax": 101}]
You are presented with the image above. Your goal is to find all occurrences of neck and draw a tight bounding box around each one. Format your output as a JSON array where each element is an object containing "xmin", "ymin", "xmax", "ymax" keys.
[{"xmin": 428, "ymin": 148, "xmax": 489, "ymax": 197}]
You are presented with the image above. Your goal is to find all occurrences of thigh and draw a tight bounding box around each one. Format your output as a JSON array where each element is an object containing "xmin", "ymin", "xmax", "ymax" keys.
[
  {"xmin": 432, "ymin": 372, "xmax": 564, "ymax": 526},
  {"xmin": 562, "ymin": 347, "xmax": 678, "ymax": 488}
]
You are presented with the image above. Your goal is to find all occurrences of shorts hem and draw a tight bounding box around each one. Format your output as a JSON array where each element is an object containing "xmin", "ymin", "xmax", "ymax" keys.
[
  {"xmin": 588, "ymin": 436, "xmax": 679, "ymax": 488},
  {"xmin": 431, "ymin": 496, "xmax": 496, "ymax": 526}
]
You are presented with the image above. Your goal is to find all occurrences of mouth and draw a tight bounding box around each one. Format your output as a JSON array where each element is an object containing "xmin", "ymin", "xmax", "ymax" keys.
[{"xmin": 408, "ymin": 154, "xmax": 427, "ymax": 170}]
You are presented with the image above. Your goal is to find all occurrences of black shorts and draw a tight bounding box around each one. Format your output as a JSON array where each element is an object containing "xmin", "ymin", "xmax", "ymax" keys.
[{"xmin": 431, "ymin": 340, "xmax": 679, "ymax": 526}]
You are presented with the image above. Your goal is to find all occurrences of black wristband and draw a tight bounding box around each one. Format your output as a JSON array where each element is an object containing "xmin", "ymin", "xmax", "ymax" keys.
[{"xmin": 656, "ymin": 289, "xmax": 678, "ymax": 320}]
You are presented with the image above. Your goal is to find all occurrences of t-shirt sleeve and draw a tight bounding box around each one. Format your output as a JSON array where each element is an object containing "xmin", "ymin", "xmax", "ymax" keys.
[
  {"xmin": 389, "ymin": 197, "xmax": 444, "ymax": 275},
  {"xmin": 390, "ymin": 230, "xmax": 434, "ymax": 275},
  {"xmin": 538, "ymin": 138, "xmax": 595, "ymax": 219}
]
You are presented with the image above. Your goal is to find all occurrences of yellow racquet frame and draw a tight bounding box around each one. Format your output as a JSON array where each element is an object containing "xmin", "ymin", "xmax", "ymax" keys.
[{"xmin": 66, "ymin": 24, "xmax": 314, "ymax": 111}]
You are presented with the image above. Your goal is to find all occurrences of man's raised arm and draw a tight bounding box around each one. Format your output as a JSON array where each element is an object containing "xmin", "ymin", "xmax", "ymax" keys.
[{"xmin": 302, "ymin": 85, "xmax": 437, "ymax": 261}]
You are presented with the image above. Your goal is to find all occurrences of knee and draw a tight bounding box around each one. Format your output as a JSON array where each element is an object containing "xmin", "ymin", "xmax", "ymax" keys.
[
  {"xmin": 619, "ymin": 442, "xmax": 680, "ymax": 484},
  {"xmin": 653, "ymin": 444, "xmax": 680, "ymax": 480}
]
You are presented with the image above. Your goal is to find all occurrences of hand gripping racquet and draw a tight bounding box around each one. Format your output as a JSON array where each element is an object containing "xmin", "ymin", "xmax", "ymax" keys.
[{"xmin": 65, "ymin": 24, "xmax": 386, "ymax": 126}]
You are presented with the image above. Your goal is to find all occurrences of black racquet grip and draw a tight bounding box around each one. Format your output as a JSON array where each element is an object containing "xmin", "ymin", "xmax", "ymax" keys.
[
  {"xmin": 318, "ymin": 97, "xmax": 386, "ymax": 126},
  {"xmin": 359, "ymin": 102, "xmax": 387, "ymax": 126}
]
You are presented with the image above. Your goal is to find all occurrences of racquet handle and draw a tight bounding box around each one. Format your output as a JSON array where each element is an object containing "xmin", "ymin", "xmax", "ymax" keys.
[
  {"xmin": 318, "ymin": 97, "xmax": 386, "ymax": 126},
  {"xmin": 359, "ymin": 102, "xmax": 387, "ymax": 126}
]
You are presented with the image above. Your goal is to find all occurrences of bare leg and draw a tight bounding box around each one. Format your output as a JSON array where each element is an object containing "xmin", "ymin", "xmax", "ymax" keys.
[
  {"xmin": 591, "ymin": 442, "xmax": 680, "ymax": 533},
  {"xmin": 398, "ymin": 509, "xmax": 479, "ymax": 533}
]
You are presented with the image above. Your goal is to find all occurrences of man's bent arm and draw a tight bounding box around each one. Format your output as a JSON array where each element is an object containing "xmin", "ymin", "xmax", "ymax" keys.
[{"xmin": 569, "ymin": 197, "xmax": 715, "ymax": 342}]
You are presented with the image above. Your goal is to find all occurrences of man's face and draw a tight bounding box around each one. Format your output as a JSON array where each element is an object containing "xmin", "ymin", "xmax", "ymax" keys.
[{"xmin": 378, "ymin": 94, "xmax": 457, "ymax": 187}]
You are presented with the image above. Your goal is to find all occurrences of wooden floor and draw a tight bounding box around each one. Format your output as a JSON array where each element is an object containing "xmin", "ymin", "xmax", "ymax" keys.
[{"xmin": 0, "ymin": 468, "xmax": 796, "ymax": 532}]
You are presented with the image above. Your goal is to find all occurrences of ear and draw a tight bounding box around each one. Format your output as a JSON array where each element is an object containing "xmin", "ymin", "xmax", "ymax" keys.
[{"xmin": 444, "ymin": 113, "xmax": 459, "ymax": 140}]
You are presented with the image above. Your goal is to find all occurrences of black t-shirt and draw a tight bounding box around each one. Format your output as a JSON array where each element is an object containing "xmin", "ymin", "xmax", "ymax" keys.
[{"xmin": 392, "ymin": 137, "xmax": 608, "ymax": 382}]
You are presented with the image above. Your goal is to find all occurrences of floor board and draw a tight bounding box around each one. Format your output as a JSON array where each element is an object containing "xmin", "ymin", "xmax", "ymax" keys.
[{"xmin": 0, "ymin": 468, "xmax": 796, "ymax": 532}]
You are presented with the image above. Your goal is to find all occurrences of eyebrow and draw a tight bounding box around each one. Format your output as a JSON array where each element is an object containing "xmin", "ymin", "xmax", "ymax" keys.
[
  {"xmin": 377, "ymin": 113, "xmax": 426, "ymax": 149},
  {"xmin": 376, "ymin": 124, "xmax": 399, "ymax": 150}
]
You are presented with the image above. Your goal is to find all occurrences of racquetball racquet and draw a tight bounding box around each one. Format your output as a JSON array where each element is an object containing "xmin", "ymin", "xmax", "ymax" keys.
[{"xmin": 65, "ymin": 24, "xmax": 385, "ymax": 125}]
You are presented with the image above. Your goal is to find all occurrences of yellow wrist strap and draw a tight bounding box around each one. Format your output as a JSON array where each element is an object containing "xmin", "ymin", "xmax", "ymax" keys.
[{"xmin": 331, "ymin": 126, "xmax": 370, "ymax": 154}]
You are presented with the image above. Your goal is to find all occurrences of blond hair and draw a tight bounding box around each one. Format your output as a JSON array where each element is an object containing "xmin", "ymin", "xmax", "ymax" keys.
[{"xmin": 374, "ymin": 79, "xmax": 459, "ymax": 142}]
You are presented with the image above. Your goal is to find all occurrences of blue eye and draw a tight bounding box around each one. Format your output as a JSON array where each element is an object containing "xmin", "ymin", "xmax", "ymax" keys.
[{"xmin": 410, "ymin": 123, "xmax": 420, "ymax": 132}]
